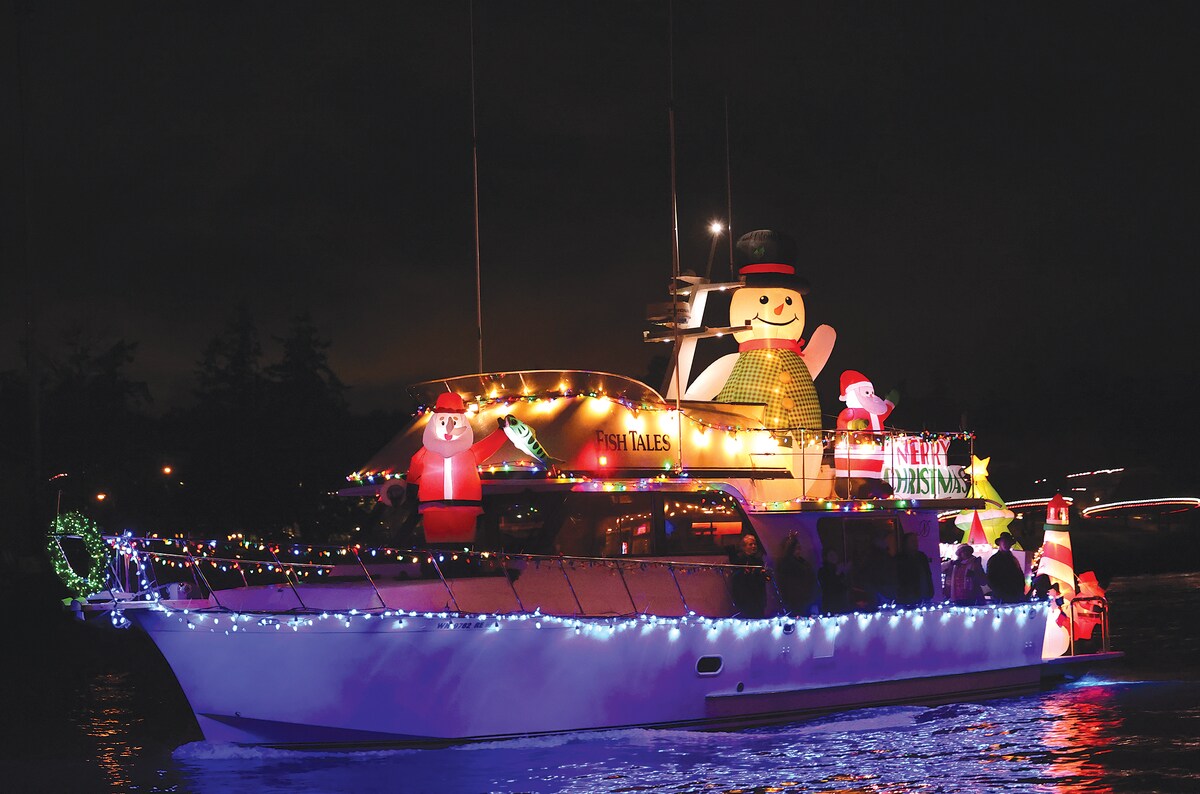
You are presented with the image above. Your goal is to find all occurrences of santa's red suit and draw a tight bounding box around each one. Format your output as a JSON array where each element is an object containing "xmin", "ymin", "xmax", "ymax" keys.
[
  {"xmin": 834, "ymin": 371, "xmax": 894, "ymax": 478},
  {"xmin": 407, "ymin": 433, "xmax": 507, "ymax": 505},
  {"xmin": 406, "ymin": 394, "xmax": 508, "ymax": 543},
  {"xmin": 835, "ymin": 405, "xmax": 892, "ymax": 432}
]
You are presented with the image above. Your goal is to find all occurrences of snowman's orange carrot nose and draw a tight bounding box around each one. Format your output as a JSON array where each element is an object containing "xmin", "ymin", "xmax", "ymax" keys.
[{"xmin": 774, "ymin": 302, "xmax": 785, "ymax": 315}]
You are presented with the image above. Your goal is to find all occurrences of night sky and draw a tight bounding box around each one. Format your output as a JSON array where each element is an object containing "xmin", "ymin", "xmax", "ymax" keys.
[{"xmin": 4, "ymin": 3, "xmax": 1198, "ymax": 479}]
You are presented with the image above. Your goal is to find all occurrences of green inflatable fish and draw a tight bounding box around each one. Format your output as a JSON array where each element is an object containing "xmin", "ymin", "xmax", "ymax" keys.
[{"xmin": 500, "ymin": 415, "xmax": 561, "ymax": 465}]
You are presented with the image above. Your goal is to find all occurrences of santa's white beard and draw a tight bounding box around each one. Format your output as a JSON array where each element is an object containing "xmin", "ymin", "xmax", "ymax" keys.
[
  {"xmin": 858, "ymin": 394, "xmax": 888, "ymax": 415},
  {"xmin": 847, "ymin": 389, "xmax": 888, "ymax": 415},
  {"xmin": 423, "ymin": 416, "xmax": 474, "ymax": 458}
]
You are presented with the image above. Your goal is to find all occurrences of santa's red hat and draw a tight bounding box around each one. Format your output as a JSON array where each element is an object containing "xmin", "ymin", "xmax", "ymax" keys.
[
  {"xmin": 432, "ymin": 392, "xmax": 468, "ymax": 414},
  {"xmin": 839, "ymin": 370, "xmax": 871, "ymax": 400}
]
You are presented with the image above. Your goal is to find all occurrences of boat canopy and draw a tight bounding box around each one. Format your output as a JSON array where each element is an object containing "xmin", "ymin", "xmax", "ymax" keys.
[{"xmin": 352, "ymin": 369, "xmax": 803, "ymax": 481}]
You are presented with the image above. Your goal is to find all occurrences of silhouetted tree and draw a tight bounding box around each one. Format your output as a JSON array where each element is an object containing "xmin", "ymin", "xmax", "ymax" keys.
[
  {"xmin": 1, "ymin": 325, "xmax": 155, "ymax": 542},
  {"xmin": 171, "ymin": 304, "xmax": 274, "ymax": 533},
  {"xmin": 193, "ymin": 303, "xmax": 265, "ymax": 412},
  {"xmin": 267, "ymin": 311, "xmax": 347, "ymax": 413},
  {"xmin": 263, "ymin": 312, "xmax": 356, "ymax": 538},
  {"xmin": 44, "ymin": 328, "xmax": 154, "ymax": 521},
  {"xmin": 167, "ymin": 307, "xmax": 383, "ymax": 539}
]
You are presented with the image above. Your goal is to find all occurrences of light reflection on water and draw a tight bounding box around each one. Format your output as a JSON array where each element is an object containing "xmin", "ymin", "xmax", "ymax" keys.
[
  {"xmin": 154, "ymin": 678, "xmax": 1198, "ymax": 794},
  {"xmin": 10, "ymin": 573, "xmax": 1200, "ymax": 793},
  {"xmin": 76, "ymin": 672, "xmax": 141, "ymax": 791}
]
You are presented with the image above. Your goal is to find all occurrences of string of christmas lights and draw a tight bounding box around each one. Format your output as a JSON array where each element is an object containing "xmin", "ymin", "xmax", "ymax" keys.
[
  {"xmin": 346, "ymin": 390, "xmax": 977, "ymax": 485},
  {"xmin": 120, "ymin": 598, "xmax": 1049, "ymax": 639},
  {"xmin": 108, "ymin": 538, "xmax": 779, "ymax": 583}
]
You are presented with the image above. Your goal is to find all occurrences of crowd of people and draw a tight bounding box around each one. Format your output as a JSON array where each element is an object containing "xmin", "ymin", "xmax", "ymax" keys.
[{"xmin": 726, "ymin": 530, "xmax": 1038, "ymax": 618}]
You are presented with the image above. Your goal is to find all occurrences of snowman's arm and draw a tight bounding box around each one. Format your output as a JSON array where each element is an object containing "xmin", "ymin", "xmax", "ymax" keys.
[
  {"xmin": 682, "ymin": 353, "xmax": 740, "ymax": 401},
  {"xmin": 804, "ymin": 325, "xmax": 836, "ymax": 379}
]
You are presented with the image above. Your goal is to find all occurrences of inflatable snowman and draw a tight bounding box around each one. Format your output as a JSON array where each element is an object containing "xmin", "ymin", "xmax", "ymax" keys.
[
  {"xmin": 684, "ymin": 230, "xmax": 835, "ymax": 496},
  {"xmin": 685, "ymin": 229, "xmax": 835, "ymax": 430}
]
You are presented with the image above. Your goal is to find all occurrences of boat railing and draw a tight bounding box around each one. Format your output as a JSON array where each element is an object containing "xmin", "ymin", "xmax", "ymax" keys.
[
  {"xmin": 1067, "ymin": 595, "xmax": 1111, "ymax": 655},
  {"xmin": 102, "ymin": 537, "xmax": 773, "ymax": 620}
]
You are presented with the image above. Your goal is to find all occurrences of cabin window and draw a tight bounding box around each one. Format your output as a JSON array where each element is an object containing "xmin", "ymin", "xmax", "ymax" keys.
[
  {"xmin": 478, "ymin": 488, "xmax": 753, "ymax": 559},
  {"xmin": 696, "ymin": 656, "xmax": 723, "ymax": 675},
  {"xmin": 479, "ymin": 490, "xmax": 567, "ymax": 555},
  {"xmin": 593, "ymin": 493, "xmax": 656, "ymax": 557},
  {"xmin": 660, "ymin": 491, "xmax": 752, "ymax": 556},
  {"xmin": 482, "ymin": 491, "xmax": 657, "ymax": 557}
]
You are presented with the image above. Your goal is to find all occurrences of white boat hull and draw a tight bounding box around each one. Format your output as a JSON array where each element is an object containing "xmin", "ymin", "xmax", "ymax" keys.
[{"xmin": 129, "ymin": 601, "xmax": 1050, "ymax": 746}]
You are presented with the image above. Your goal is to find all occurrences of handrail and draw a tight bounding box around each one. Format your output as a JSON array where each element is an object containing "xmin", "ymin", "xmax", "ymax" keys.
[
  {"xmin": 556, "ymin": 556, "xmax": 586, "ymax": 615},
  {"xmin": 664, "ymin": 563, "xmax": 691, "ymax": 615},
  {"xmin": 185, "ymin": 546, "xmax": 225, "ymax": 610},
  {"xmin": 502, "ymin": 560, "xmax": 529, "ymax": 613},
  {"xmin": 426, "ymin": 553, "xmax": 462, "ymax": 613},
  {"xmin": 102, "ymin": 537, "xmax": 1051, "ymax": 626},
  {"xmin": 613, "ymin": 559, "xmax": 639, "ymax": 614},
  {"xmin": 107, "ymin": 537, "xmax": 784, "ymax": 619},
  {"xmin": 269, "ymin": 547, "xmax": 309, "ymax": 610},
  {"xmin": 348, "ymin": 548, "xmax": 382, "ymax": 611},
  {"xmin": 108, "ymin": 543, "xmax": 766, "ymax": 577}
]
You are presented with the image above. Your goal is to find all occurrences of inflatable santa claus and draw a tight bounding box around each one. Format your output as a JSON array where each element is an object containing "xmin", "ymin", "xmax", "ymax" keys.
[
  {"xmin": 406, "ymin": 392, "xmax": 508, "ymax": 544},
  {"xmin": 834, "ymin": 370, "xmax": 896, "ymax": 498}
]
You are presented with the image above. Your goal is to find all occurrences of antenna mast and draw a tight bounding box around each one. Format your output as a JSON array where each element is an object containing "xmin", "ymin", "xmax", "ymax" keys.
[
  {"xmin": 724, "ymin": 94, "xmax": 734, "ymax": 277},
  {"xmin": 470, "ymin": 0, "xmax": 484, "ymax": 372},
  {"xmin": 667, "ymin": 0, "xmax": 684, "ymax": 471}
]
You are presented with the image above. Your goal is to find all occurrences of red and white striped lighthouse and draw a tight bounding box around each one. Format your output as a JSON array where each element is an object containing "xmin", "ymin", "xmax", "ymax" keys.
[{"xmin": 1036, "ymin": 493, "xmax": 1076, "ymax": 601}]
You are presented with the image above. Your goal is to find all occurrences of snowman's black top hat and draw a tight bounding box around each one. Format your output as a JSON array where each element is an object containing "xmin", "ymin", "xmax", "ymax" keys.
[{"xmin": 735, "ymin": 229, "xmax": 810, "ymax": 293}]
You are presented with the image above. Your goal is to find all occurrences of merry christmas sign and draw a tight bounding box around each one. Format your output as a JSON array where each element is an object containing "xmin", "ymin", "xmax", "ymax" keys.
[{"xmin": 880, "ymin": 437, "xmax": 971, "ymax": 498}]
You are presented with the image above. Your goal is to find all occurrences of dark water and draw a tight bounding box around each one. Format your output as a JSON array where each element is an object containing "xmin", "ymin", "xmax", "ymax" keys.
[{"xmin": 3, "ymin": 573, "xmax": 1198, "ymax": 793}]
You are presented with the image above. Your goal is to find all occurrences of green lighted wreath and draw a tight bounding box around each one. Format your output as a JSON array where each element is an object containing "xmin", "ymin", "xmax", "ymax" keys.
[{"xmin": 47, "ymin": 511, "xmax": 110, "ymax": 599}]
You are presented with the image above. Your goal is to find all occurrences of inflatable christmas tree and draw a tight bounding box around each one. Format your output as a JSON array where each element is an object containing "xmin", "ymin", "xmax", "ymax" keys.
[{"xmin": 954, "ymin": 455, "xmax": 1018, "ymax": 547}]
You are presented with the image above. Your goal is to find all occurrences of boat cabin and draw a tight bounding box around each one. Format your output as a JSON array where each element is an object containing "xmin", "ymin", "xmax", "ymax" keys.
[{"xmin": 335, "ymin": 370, "xmax": 981, "ymax": 619}]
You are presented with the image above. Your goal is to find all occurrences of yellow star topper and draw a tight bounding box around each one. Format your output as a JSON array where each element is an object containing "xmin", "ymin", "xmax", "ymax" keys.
[{"xmin": 965, "ymin": 455, "xmax": 990, "ymax": 483}]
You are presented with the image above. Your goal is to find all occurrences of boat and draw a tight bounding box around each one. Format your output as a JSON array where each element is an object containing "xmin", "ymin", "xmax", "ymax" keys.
[{"xmin": 63, "ymin": 230, "xmax": 1120, "ymax": 748}]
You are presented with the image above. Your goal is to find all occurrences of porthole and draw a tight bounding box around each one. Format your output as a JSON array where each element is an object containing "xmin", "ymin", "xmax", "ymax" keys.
[{"xmin": 696, "ymin": 655, "xmax": 723, "ymax": 675}]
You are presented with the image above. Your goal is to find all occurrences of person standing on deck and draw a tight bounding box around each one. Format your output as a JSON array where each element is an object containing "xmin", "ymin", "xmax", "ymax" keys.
[
  {"xmin": 986, "ymin": 532, "xmax": 1027, "ymax": 603},
  {"xmin": 944, "ymin": 544, "xmax": 985, "ymax": 605},
  {"xmin": 818, "ymin": 548, "xmax": 851, "ymax": 614},
  {"xmin": 777, "ymin": 532, "xmax": 820, "ymax": 616},
  {"xmin": 727, "ymin": 533, "xmax": 767, "ymax": 619},
  {"xmin": 895, "ymin": 532, "xmax": 934, "ymax": 606}
]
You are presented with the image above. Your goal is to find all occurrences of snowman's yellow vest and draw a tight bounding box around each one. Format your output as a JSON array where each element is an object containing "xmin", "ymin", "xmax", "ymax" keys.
[{"xmin": 715, "ymin": 348, "xmax": 822, "ymax": 430}]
